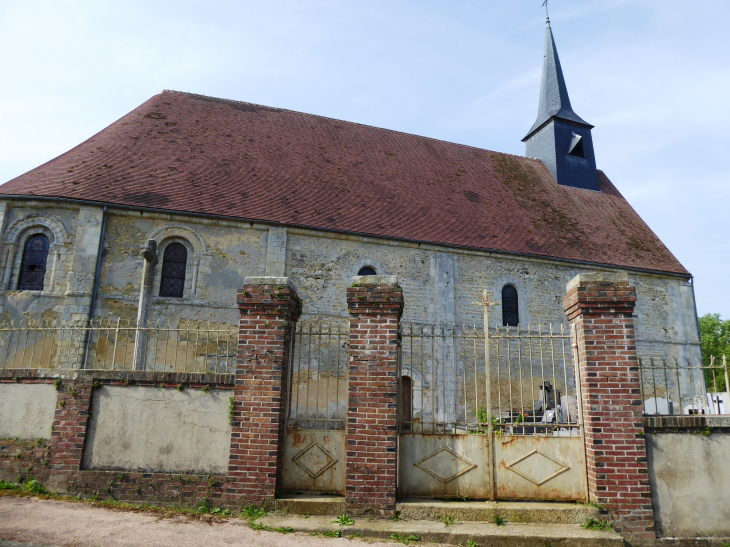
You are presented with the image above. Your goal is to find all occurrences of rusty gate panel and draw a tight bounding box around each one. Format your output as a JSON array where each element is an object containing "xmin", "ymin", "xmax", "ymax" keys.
[
  {"xmin": 282, "ymin": 428, "xmax": 345, "ymax": 494},
  {"xmin": 398, "ymin": 434, "xmax": 491, "ymax": 499},
  {"xmin": 494, "ymin": 434, "xmax": 587, "ymax": 501}
]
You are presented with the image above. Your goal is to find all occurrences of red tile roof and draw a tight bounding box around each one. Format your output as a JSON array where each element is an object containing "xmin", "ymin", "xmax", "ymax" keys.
[{"xmin": 0, "ymin": 91, "xmax": 688, "ymax": 276}]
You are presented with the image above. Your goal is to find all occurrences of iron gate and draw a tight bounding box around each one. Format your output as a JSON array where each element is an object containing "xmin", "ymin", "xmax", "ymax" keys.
[
  {"xmin": 397, "ymin": 294, "xmax": 587, "ymax": 501},
  {"xmin": 282, "ymin": 320, "xmax": 348, "ymax": 495}
]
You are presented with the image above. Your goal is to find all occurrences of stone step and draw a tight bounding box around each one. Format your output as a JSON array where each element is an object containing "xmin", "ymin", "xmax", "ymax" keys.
[
  {"xmin": 259, "ymin": 514, "xmax": 623, "ymax": 547},
  {"xmin": 396, "ymin": 499, "xmax": 603, "ymax": 524},
  {"xmin": 275, "ymin": 495, "xmax": 604, "ymax": 526},
  {"xmin": 275, "ymin": 494, "xmax": 345, "ymax": 516}
]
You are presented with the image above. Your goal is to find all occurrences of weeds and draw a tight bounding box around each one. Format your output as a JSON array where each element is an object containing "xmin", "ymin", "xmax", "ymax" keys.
[
  {"xmin": 493, "ymin": 515, "xmax": 505, "ymax": 526},
  {"xmin": 333, "ymin": 513, "xmax": 354, "ymax": 526},
  {"xmin": 440, "ymin": 514, "xmax": 456, "ymax": 527},
  {"xmin": 202, "ymin": 385, "xmax": 210, "ymax": 394},
  {"xmin": 392, "ymin": 510, "xmax": 402, "ymax": 521},
  {"xmin": 53, "ymin": 378, "xmax": 61, "ymax": 390},
  {"xmin": 579, "ymin": 499, "xmax": 607, "ymax": 512},
  {"xmin": 321, "ymin": 530, "xmax": 342, "ymax": 538},
  {"xmin": 177, "ymin": 384, "xmax": 184, "ymax": 392},
  {"xmin": 467, "ymin": 541, "xmax": 480, "ymax": 547},
  {"xmin": 581, "ymin": 518, "xmax": 613, "ymax": 531},
  {"xmin": 0, "ymin": 480, "xmax": 21, "ymax": 490},
  {"xmin": 228, "ymin": 395, "xmax": 235, "ymax": 425},
  {"xmin": 249, "ymin": 521, "xmax": 292, "ymax": 534},
  {"xmin": 390, "ymin": 533, "xmax": 420, "ymax": 545}
]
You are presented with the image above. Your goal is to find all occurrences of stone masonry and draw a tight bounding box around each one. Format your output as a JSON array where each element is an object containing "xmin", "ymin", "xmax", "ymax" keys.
[
  {"xmin": 564, "ymin": 272, "xmax": 655, "ymax": 541},
  {"xmin": 227, "ymin": 277, "xmax": 301, "ymax": 506},
  {"xmin": 345, "ymin": 275, "xmax": 403, "ymax": 516}
]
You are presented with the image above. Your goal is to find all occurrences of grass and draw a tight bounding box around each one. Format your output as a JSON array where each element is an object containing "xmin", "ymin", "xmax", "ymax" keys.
[
  {"xmin": 493, "ymin": 515, "xmax": 505, "ymax": 526},
  {"xmin": 390, "ymin": 533, "xmax": 420, "ymax": 545},
  {"xmin": 333, "ymin": 513, "xmax": 354, "ymax": 526},
  {"xmin": 581, "ymin": 518, "xmax": 613, "ymax": 531}
]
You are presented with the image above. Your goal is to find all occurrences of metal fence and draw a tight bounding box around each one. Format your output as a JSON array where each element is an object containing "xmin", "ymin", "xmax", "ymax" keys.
[
  {"xmin": 639, "ymin": 355, "xmax": 729, "ymax": 415},
  {"xmin": 0, "ymin": 318, "xmax": 238, "ymax": 373},
  {"xmin": 398, "ymin": 323, "xmax": 580, "ymax": 436},
  {"xmin": 287, "ymin": 320, "xmax": 349, "ymax": 430}
]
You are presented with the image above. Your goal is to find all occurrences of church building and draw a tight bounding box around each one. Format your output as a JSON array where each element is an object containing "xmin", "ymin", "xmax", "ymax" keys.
[{"xmin": 0, "ymin": 19, "xmax": 700, "ymax": 365}]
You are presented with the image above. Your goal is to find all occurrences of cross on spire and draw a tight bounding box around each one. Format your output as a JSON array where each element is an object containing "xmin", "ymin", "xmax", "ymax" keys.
[{"xmin": 542, "ymin": 0, "xmax": 549, "ymax": 19}]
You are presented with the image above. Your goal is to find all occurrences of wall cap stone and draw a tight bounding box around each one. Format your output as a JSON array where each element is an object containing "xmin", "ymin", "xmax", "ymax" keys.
[
  {"xmin": 566, "ymin": 271, "xmax": 629, "ymax": 293},
  {"xmin": 244, "ymin": 276, "xmax": 298, "ymax": 293},
  {"xmin": 351, "ymin": 275, "xmax": 398, "ymax": 287}
]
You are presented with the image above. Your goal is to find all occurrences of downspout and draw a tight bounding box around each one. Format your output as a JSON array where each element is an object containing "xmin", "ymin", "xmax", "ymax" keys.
[{"xmin": 82, "ymin": 206, "xmax": 108, "ymax": 368}]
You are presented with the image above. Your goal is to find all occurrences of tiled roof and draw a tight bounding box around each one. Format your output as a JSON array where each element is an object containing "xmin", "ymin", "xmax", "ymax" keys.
[{"xmin": 0, "ymin": 91, "xmax": 688, "ymax": 276}]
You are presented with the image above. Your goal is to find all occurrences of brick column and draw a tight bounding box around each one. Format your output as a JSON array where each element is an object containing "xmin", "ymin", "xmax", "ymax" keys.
[
  {"xmin": 346, "ymin": 275, "xmax": 403, "ymax": 516},
  {"xmin": 564, "ymin": 272, "xmax": 655, "ymax": 541},
  {"xmin": 228, "ymin": 277, "xmax": 301, "ymax": 507},
  {"xmin": 47, "ymin": 379, "xmax": 93, "ymax": 493}
]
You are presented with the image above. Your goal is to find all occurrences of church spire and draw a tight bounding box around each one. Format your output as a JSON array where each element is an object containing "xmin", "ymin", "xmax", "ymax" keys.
[
  {"xmin": 522, "ymin": 18, "xmax": 600, "ymax": 191},
  {"xmin": 524, "ymin": 18, "xmax": 591, "ymax": 140}
]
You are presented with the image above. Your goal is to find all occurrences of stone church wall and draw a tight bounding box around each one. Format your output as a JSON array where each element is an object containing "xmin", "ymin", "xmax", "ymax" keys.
[{"xmin": 0, "ymin": 199, "xmax": 701, "ymax": 368}]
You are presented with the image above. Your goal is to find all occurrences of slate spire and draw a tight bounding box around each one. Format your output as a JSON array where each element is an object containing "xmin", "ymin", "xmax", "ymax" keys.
[
  {"xmin": 524, "ymin": 18, "xmax": 591, "ymax": 140},
  {"xmin": 522, "ymin": 18, "xmax": 600, "ymax": 191}
]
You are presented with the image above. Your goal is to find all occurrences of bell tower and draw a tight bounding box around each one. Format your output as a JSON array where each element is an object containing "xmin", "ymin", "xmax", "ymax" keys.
[{"xmin": 523, "ymin": 18, "xmax": 600, "ymax": 191}]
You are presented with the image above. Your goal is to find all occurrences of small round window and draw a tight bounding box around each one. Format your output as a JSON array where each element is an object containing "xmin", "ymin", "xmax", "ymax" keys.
[{"xmin": 358, "ymin": 266, "xmax": 377, "ymax": 276}]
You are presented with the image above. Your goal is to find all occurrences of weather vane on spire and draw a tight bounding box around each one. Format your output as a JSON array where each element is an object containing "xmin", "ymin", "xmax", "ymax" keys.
[{"xmin": 542, "ymin": 0, "xmax": 549, "ymax": 20}]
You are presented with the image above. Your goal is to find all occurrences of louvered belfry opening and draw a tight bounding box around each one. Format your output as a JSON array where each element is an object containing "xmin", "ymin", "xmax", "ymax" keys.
[
  {"xmin": 159, "ymin": 242, "xmax": 187, "ymax": 298},
  {"xmin": 18, "ymin": 234, "xmax": 50, "ymax": 291}
]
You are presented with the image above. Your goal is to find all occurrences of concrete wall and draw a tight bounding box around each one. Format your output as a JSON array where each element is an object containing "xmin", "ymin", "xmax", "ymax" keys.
[
  {"xmin": 647, "ymin": 432, "xmax": 730, "ymax": 538},
  {"xmin": 83, "ymin": 386, "xmax": 231, "ymax": 473},
  {"xmin": 0, "ymin": 383, "xmax": 57, "ymax": 440},
  {"xmin": 0, "ymin": 199, "xmax": 701, "ymax": 368}
]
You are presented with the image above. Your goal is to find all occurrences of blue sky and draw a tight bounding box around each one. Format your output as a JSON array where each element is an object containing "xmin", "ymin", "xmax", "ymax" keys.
[{"xmin": 0, "ymin": 0, "xmax": 727, "ymax": 318}]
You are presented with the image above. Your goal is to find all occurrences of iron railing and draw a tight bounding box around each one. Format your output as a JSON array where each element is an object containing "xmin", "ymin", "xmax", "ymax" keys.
[
  {"xmin": 639, "ymin": 355, "xmax": 729, "ymax": 415},
  {"xmin": 0, "ymin": 318, "xmax": 238, "ymax": 374},
  {"xmin": 286, "ymin": 321, "xmax": 349, "ymax": 430},
  {"xmin": 398, "ymin": 323, "xmax": 580, "ymax": 436}
]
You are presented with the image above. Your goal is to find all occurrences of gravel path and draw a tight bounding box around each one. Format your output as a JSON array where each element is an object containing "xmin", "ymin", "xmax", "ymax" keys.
[{"xmin": 0, "ymin": 496, "xmax": 400, "ymax": 547}]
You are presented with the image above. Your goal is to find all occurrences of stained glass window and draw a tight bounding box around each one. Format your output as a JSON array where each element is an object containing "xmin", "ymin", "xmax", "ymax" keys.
[
  {"xmin": 159, "ymin": 242, "xmax": 187, "ymax": 298},
  {"xmin": 18, "ymin": 234, "xmax": 49, "ymax": 291}
]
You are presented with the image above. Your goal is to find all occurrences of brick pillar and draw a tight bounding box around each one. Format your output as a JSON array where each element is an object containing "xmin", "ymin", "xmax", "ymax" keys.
[
  {"xmin": 47, "ymin": 379, "xmax": 93, "ymax": 493},
  {"xmin": 228, "ymin": 277, "xmax": 301, "ymax": 507},
  {"xmin": 346, "ymin": 275, "xmax": 403, "ymax": 516},
  {"xmin": 564, "ymin": 272, "xmax": 655, "ymax": 541}
]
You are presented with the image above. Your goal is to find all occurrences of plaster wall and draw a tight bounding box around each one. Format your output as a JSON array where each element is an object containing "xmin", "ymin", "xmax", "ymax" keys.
[
  {"xmin": 646, "ymin": 432, "xmax": 730, "ymax": 538},
  {"xmin": 0, "ymin": 383, "xmax": 57, "ymax": 440},
  {"xmin": 83, "ymin": 386, "xmax": 231, "ymax": 473}
]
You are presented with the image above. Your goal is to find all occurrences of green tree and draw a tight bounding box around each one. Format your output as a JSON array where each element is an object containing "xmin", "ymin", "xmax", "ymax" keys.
[{"xmin": 699, "ymin": 313, "xmax": 730, "ymax": 392}]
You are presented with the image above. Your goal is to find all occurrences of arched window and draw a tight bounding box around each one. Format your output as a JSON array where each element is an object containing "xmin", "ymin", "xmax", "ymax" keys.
[
  {"xmin": 17, "ymin": 234, "xmax": 50, "ymax": 291},
  {"xmin": 502, "ymin": 285, "xmax": 519, "ymax": 327},
  {"xmin": 358, "ymin": 266, "xmax": 377, "ymax": 276},
  {"xmin": 159, "ymin": 242, "xmax": 188, "ymax": 298}
]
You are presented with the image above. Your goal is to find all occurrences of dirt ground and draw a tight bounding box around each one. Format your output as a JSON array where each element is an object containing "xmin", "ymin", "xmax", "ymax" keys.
[{"xmin": 0, "ymin": 495, "xmax": 401, "ymax": 547}]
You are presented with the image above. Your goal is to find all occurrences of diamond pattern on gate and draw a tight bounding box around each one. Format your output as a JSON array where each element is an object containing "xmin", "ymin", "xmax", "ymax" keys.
[
  {"xmin": 504, "ymin": 449, "xmax": 570, "ymax": 486},
  {"xmin": 413, "ymin": 446, "xmax": 477, "ymax": 483},
  {"xmin": 292, "ymin": 442, "xmax": 338, "ymax": 479}
]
